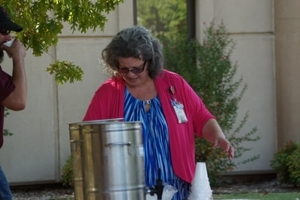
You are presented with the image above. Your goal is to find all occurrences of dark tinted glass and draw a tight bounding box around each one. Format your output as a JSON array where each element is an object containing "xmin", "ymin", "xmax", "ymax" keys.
[
  {"xmin": 0, "ymin": 29, "xmax": 10, "ymax": 35},
  {"xmin": 118, "ymin": 61, "xmax": 146, "ymax": 74}
]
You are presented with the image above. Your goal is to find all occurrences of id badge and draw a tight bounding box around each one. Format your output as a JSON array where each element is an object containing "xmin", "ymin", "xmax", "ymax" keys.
[{"xmin": 171, "ymin": 100, "xmax": 188, "ymax": 123}]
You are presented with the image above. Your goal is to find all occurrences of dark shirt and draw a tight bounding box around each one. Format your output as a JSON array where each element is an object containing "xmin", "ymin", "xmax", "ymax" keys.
[{"xmin": 0, "ymin": 66, "xmax": 15, "ymax": 148}]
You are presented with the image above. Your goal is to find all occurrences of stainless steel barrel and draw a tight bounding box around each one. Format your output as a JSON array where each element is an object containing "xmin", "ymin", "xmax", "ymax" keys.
[
  {"xmin": 68, "ymin": 118, "xmax": 123, "ymax": 200},
  {"xmin": 81, "ymin": 121, "xmax": 145, "ymax": 200}
]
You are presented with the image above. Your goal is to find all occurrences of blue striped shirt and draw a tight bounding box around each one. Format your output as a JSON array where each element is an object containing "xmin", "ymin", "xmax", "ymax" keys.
[{"xmin": 124, "ymin": 88, "xmax": 190, "ymax": 200}]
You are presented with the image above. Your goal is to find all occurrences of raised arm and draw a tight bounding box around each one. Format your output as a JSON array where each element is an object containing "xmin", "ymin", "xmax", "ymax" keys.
[{"xmin": 1, "ymin": 38, "xmax": 27, "ymax": 110}]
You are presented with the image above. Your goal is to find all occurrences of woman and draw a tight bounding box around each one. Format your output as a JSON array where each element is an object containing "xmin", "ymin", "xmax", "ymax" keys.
[{"xmin": 83, "ymin": 26, "xmax": 234, "ymax": 200}]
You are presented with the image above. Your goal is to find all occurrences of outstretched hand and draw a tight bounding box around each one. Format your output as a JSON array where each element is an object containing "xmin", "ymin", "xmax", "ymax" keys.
[{"xmin": 213, "ymin": 137, "xmax": 234, "ymax": 159}]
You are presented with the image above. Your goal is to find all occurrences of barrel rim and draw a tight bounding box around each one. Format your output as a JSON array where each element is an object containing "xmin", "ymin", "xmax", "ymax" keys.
[
  {"xmin": 80, "ymin": 120, "xmax": 142, "ymax": 126},
  {"xmin": 68, "ymin": 118, "xmax": 125, "ymax": 126}
]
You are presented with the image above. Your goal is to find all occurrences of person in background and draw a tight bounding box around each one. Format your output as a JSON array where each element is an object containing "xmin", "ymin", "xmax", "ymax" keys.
[
  {"xmin": 0, "ymin": 6, "xmax": 27, "ymax": 200},
  {"xmin": 83, "ymin": 26, "xmax": 234, "ymax": 200}
]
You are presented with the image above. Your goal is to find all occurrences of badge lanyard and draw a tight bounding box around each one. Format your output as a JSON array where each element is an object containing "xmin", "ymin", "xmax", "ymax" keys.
[{"xmin": 169, "ymin": 86, "xmax": 188, "ymax": 123}]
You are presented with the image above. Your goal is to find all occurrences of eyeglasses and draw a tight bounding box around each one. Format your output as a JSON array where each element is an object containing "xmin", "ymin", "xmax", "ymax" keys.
[
  {"xmin": 118, "ymin": 61, "xmax": 146, "ymax": 74},
  {"xmin": 0, "ymin": 28, "xmax": 11, "ymax": 36}
]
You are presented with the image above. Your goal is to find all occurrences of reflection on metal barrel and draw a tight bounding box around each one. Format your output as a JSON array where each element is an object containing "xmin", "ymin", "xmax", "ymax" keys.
[
  {"xmin": 81, "ymin": 121, "xmax": 145, "ymax": 200},
  {"xmin": 69, "ymin": 122, "xmax": 84, "ymax": 200}
]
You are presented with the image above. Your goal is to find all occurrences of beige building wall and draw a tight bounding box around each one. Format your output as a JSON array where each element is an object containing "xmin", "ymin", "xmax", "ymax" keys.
[
  {"xmin": 196, "ymin": 0, "xmax": 276, "ymax": 173},
  {"xmin": 1, "ymin": 51, "xmax": 57, "ymax": 183},
  {"xmin": 274, "ymin": 0, "xmax": 300, "ymax": 149},
  {"xmin": 1, "ymin": 0, "xmax": 134, "ymax": 184}
]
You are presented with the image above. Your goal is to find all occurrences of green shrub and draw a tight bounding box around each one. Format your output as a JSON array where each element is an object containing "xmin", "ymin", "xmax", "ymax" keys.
[
  {"xmin": 61, "ymin": 155, "xmax": 73, "ymax": 187},
  {"xmin": 3, "ymin": 108, "xmax": 13, "ymax": 136},
  {"xmin": 163, "ymin": 22, "xmax": 260, "ymax": 186},
  {"xmin": 270, "ymin": 141, "xmax": 300, "ymax": 186}
]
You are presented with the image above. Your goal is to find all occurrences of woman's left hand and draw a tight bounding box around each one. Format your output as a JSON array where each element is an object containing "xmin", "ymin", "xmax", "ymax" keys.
[
  {"xmin": 213, "ymin": 137, "xmax": 234, "ymax": 159},
  {"xmin": 202, "ymin": 119, "xmax": 234, "ymax": 159}
]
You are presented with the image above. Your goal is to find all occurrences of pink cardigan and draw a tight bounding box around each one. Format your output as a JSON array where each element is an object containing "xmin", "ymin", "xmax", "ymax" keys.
[{"xmin": 83, "ymin": 69, "xmax": 214, "ymax": 183}]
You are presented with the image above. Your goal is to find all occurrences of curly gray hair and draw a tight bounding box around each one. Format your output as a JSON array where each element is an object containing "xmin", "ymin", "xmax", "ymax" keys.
[{"xmin": 101, "ymin": 26, "xmax": 164, "ymax": 79}]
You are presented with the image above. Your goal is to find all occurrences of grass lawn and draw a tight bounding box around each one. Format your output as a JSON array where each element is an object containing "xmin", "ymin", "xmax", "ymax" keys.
[{"xmin": 213, "ymin": 192, "xmax": 300, "ymax": 200}]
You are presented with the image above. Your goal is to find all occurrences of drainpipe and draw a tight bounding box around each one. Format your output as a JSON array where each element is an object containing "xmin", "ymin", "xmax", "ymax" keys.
[
  {"xmin": 133, "ymin": 0, "xmax": 137, "ymax": 25},
  {"xmin": 187, "ymin": 0, "xmax": 196, "ymax": 40}
]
